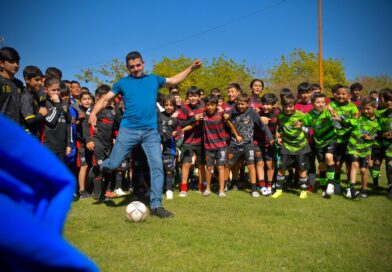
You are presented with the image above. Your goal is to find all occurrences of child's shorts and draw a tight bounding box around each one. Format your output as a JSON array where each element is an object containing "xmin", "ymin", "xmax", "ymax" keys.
[
  {"xmin": 281, "ymin": 153, "xmax": 307, "ymax": 172},
  {"xmin": 205, "ymin": 147, "xmax": 227, "ymax": 167},
  {"xmin": 181, "ymin": 144, "xmax": 205, "ymax": 165},
  {"xmin": 227, "ymin": 144, "xmax": 254, "ymax": 167}
]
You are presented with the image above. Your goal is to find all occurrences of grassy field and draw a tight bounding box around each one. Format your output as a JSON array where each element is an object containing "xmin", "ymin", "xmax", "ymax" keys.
[{"xmin": 65, "ymin": 177, "xmax": 392, "ymax": 272}]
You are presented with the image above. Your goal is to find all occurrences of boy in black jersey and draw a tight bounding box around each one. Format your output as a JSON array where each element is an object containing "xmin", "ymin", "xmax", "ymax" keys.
[
  {"xmin": 20, "ymin": 66, "xmax": 48, "ymax": 136},
  {"xmin": 41, "ymin": 78, "xmax": 72, "ymax": 161},
  {"xmin": 86, "ymin": 85, "xmax": 120, "ymax": 201},
  {"xmin": 0, "ymin": 47, "xmax": 24, "ymax": 124},
  {"xmin": 225, "ymin": 93, "xmax": 274, "ymax": 197}
]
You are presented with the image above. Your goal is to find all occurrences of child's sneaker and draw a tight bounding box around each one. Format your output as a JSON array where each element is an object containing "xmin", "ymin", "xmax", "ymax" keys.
[
  {"xmin": 114, "ymin": 188, "xmax": 127, "ymax": 197},
  {"xmin": 359, "ymin": 189, "xmax": 368, "ymax": 198},
  {"xmin": 79, "ymin": 191, "xmax": 91, "ymax": 199},
  {"xmin": 166, "ymin": 190, "xmax": 174, "ymax": 200},
  {"xmin": 345, "ymin": 188, "xmax": 352, "ymax": 199},
  {"xmin": 179, "ymin": 191, "xmax": 187, "ymax": 198},
  {"xmin": 251, "ymin": 191, "xmax": 260, "ymax": 198},
  {"xmin": 105, "ymin": 191, "xmax": 116, "ymax": 198},
  {"xmin": 299, "ymin": 190, "xmax": 308, "ymax": 199},
  {"xmin": 218, "ymin": 192, "xmax": 226, "ymax": 198},
  {"xmin": 326, "ymin": 183, "xmax": 335, "ymax": 195},
  {"xmin": 271, "ymin": 189, "xmax": 283, "ymax": 198},
  {"xmin": 322, "ymin": 190, "xmax": 331, "ymax": 199},
  {"xmin": 202, "ymin": 190, "xmax": 211, "ymax": 196},
  {"xmin": 260, "ymin": 186, "xmax": 271, "ymax": 196}
]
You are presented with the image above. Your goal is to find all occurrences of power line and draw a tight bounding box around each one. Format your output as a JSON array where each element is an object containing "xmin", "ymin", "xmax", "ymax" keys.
[{"xmin": 62, "ymin": 0, "xmax": 289, "ymax": 71}]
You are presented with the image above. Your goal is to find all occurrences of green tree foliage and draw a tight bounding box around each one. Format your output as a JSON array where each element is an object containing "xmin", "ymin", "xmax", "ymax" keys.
[
  {"xmin": 152, "ymin": 55, "xmax": 254, "ymax": 98},
  {"xmin": 351, "ymin": 75, "xmax": 392, "ymax": 91},
  {"xmin": 268, "ymin": 48, "xmax": 347, "ymax": 95}
]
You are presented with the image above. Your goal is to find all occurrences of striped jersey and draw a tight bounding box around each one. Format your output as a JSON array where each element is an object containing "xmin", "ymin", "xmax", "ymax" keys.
[
  {"xmin": 178, "ymin": 102, "xmax": 204, "ymax": 145},
  {"xmin": 202, "ymin": 111, "xmax": 227, "ymax": 150},
  {"xmin": 377, "ymin": 108, "xmax": 392, "ymax": 157},
  {"xmin": 329, "ymin": 101, "xmax": 359, "ymax": 143},
  {"xmin": 347, "ymin": 115, "xmax": 380, "ymax": 158},
  {"xmin": 255, "ymin": 107, "xmax": 280, "ymax": 147},
  {"xmin": 278, "ymin": 110, "xmax": 310, "ymax": 154},
  {"xmin": 302, "ymin": 109, "xmax": 336, "ymax": 148}
]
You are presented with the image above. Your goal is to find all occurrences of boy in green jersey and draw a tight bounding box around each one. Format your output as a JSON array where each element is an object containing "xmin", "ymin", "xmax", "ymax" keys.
[
  {"xmin": 346, "ymin": 99, "xmax": 380, "ymax": 199},
  {"xmin": 372, "ymin": 89, "xmax": 392, "ymax": 200},
  {"xmin": 272, "ymin": 94, "xmax": 310, "ymax": 199},
  {"xmin": 302, "ymin": 93, "xmax": 338, "ymax": 198},
  {"xmin": 328, "ymin": 86, "xmax": 359, "ymax": 193}
]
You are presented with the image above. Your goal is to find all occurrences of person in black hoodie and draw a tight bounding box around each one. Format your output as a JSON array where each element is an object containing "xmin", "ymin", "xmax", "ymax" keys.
[{"xmin": 41, "ymin": 77, "xmax": 72, "ymax": 161}]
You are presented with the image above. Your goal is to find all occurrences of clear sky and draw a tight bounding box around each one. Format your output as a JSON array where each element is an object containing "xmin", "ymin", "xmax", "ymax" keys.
[{"xmin": 1, "ymin": 0, "xmax": 391, "ymax": 90}]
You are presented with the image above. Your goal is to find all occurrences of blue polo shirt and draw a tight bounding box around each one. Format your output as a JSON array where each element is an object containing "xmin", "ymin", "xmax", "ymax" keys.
[{"xmin": 112, "ymin": 74, "xmax": 166, "ymax": 129}]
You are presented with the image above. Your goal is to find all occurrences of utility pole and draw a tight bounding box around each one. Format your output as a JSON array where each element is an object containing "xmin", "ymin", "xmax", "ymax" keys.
[{"xmin": 318, "ymin": 0, "xmax": 323, "ymax": 89}]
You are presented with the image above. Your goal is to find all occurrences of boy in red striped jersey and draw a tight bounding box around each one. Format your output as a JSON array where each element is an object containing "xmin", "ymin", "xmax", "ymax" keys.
[{"xmin": 202, "ymin": 95, "xmax": 240, "ymax": 197}]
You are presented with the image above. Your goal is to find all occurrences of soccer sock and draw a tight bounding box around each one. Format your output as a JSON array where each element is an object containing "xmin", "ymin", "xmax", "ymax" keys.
[
  {"xmin": 93, "ymin": 176, "xmax": 103, "ymax": 198},
  {"xmin": 371, "ymin": 164, "xmax": 380, "ymax": 185},
  {"xmin": 299, "ymin": 177, "xmax": 308, "ymax": 191},
  {"xmin": 319, "ymin": 171, "xmax": 327, "ymax": 190},
  {"xmin": 308, "ymin": 173, "xmax": 316, "ymax": 186},
  {"xmin": 326, "ymin": 164, "xmax": 335, "ymax": 182},
  {"xmin": 181, "ymin": 183, "xmax": 188, "ymax": 192},
  {"xmin": 115, "ymin": 172, "xmax": 123, "ymax": 190},
  {"xmin": 166, "ymin": 172, "xmax": 174, "ymax": 191},
  {"xmin": 251, "ymin": 183, "xmax": 257, "ymax": 192},
  {"xmin": 266, "ymin": 180, "xmax": 272, "ymax": 189},
  {"xmin": 258, "ymin": 179, "xmax": 266, "ymax": 188},
  {"xmin": 276, "ymin": 175, "xmax": 285, "ymax": 190}
]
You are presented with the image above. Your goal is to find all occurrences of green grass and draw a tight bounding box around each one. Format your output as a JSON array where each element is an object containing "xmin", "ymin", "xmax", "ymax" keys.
[{"xmin": 65, "ymin": 178, "xmax": 392, "ymax": 272}]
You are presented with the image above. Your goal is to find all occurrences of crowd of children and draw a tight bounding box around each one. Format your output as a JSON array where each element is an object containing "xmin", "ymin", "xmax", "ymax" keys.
[{"xmin": 1, "ymin": 46, "xmax": 392, "ymax": 202}]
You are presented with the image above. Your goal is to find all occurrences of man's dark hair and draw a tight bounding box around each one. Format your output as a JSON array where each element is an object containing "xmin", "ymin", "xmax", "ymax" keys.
[
  {"xmin": 261, "ymin": 93, "xmax": 278, "ymax": 105},
  {"xmin": 126, "ymin": 51, "xmax": 143, "ymax": 63},
  {"xmin": 45, "ymin": 67, "xmax": 62, "ymax": 80},
  {"xmin": 0, "ymin": 47, "xmax": 20, "ymax": 62},
  {"xmin": 23, "ymin": 65, "xmax": 43, "ymax": 80}
]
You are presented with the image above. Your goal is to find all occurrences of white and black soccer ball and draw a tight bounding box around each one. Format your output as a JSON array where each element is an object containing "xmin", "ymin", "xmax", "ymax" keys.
[{"xmin": 125, "ymin": 201, "xmax": 148, "ymax": 222}]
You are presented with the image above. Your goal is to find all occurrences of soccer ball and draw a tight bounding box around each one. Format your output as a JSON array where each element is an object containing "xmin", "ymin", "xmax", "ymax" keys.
[{"xmin": 125, "ymin": 201, "xmax": 148, "ymax": 222}]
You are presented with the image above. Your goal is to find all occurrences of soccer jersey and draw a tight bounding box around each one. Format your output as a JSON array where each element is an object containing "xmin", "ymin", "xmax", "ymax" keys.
[
  {"xmin": 249, "ymin": 95, "xmax": 262, "ymax": 111},
  {"xmin": 377, "ymin": 108, "xmax": 392, "ymax": 157},
  {"xmin": 20, "ymin": 87, "xmax": 45, "ymax": 137},
  {"xmin": 0, "ymin": 75, "xmax": 23, "ymax": 123},
  {"xmin": 278, "ymin": 110, "xmax": 310, "ymax": 154},
  {"xmin": 329, "ymin": 101, "xmax": 359, "ymax": 143},
  {"xmin": 158, "ymin": 111, "xmax": 179, "ymax": 155},
  {"xmin": 227, "ymin": 107, "xmax": 273, "ymax": 149},
  {"xmin": 347, "ymin": 115, "xmax": 380, "ymax": 158},
  {"xmin": 302, "ymin": 109, "xmax": 336, "ymax": 148},
  {"xmin": 202, "ymin": 110, "xmax": 227, "ymax": 150},
  {"xmin": 295, "ymin": 101, "xmax": 313, "ymax": 113},
  {"xmin": 351, "ymin": 96, "xmax": 366, "ymax": 112},
  {"xmin": 178, "ymin": 102, "xmax": 204, "ymax": 146},
  {"xmin": 255, "ymin": 107, "xmax": 280, "ymax": 147}
]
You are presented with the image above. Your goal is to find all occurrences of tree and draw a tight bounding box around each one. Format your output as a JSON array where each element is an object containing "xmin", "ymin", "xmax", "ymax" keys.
[
  {"xmin": 351, "ymin": 75, "xmax": 392, "ymax": 91},
  {"xmin": 267, "ymin": 48, "xmax": 347, "ymax": 95}
]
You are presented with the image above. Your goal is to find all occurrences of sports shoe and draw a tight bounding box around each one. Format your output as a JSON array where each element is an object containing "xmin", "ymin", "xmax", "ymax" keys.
[
  {"xmin": 88, "ymin": 165, "xmax": 102, "ymax": 179},
  {"xmin": 359, "ymin": 190, "xmax": 368, "ymax": 198},
  {"xmin": 79, "ymin": 190, "xmax": 92, "ymax": 199},
  {"xmin": 114, "ymin": 188, "xmax": 127, "ymax": 197},
  {"xmin": 202, "ymin": 190, "xmax": 211, "ymax": 196},
  {"xmin": 260, "ymin": 186, "xmax": 271, "ymax": 196},
  {"xmin": 218, "ymin": 192, "xmax": 226, "ymax": 198},
  {"xmin": 345, "ymin": 188, "xmax": 352, "ymax": 199},
  {"xmin": 326, "ymin": 183, "xmax": 335, "ymax": 195},
  {"xmin": 151, "ymin": 207, "xmax": 174, "ymax": 218},
  {"xmin": 299, "ymin": 190, "xmax": 308, "ymax": 199},
  {"xmin": 322, "ymin": 190, "xmax": 331, "ymax": 199},
  {"xmin": 271, "ymin": 189, "xmax": 283, "ymax": 199},
  {"xmin": 105, "ymin": 191, "xmax": 116, "ymax": 198},
  {"xmin": 251, "ymin": 191, "xmax": 260, "ymax": 198},
  {"xmin": 179, "ymin": 191, "xmax": 187, "ymax": 198},
  {"xmin": 166, "ymin": 190, "xmax": 173, "ymax": 200}
]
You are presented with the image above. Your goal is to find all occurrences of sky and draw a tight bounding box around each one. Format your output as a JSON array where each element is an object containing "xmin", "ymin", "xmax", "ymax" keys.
[{"xmin": 1, "ymin": 0, "xmax": 391, "ymax": 90}]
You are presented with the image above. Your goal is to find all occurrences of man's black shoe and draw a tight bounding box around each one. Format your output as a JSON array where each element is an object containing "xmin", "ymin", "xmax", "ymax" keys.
[
  {"xmin": 151, "ymin": 207, "xmax": 174, "ymax": 218},
  {"xmin": 88, "ymin": 165, "xmax": 102, "ymax": 179}
]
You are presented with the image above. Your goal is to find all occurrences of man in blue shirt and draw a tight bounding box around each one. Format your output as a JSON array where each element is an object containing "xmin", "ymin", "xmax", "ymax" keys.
[{"xmin": 89, "ymin": 51, "xmax": 201, "ymax": 218}]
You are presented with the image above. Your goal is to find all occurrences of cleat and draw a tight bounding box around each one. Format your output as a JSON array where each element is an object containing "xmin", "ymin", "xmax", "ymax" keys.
[
  {"xmin": 105, "ymin": 191, "xmax": 116, "ymax": 198},
  {"xmin": 299, "ymin": 190, "xmax": 308, "ymax": 199},
  {"xmin": 271, "ymin": 189, "xmax": 283, "ymax": 199},
  {"xmin": 326, "ymin": 183, "xmax": 335, "ymax": 195},
  {"xmin": 79, "ymin": 191, "xmax": 91, "ymax": 199},
  {"xmin": 114, "ymin": 188, "xmax": 127, "ymax": 197},
  {"xmin": 260, "ymin": 186, "xmax": 271, "ymax": 196},
  {"xmin": 251, "ymin": 191, "xmax": 260, "ymax": 198},
  {"xmin": 179, "ymin": 191, "xmax": 187, "ymax": 198}
]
